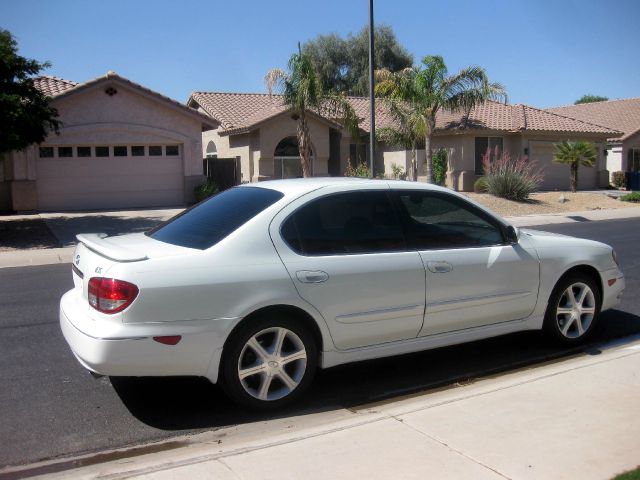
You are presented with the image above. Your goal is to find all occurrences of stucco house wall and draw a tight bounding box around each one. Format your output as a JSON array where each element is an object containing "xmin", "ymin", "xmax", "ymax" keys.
[
  {"xmin": 621, "ymin": 130, "xmax": 640, "ymax": 172},
  {"xmin": 380, "ymin": 132, "xmax": 608, "ymax": 192},
  {"xmin": 203, "ymin": 113, "xmax": 336, "ymax": 182},
  {"xmin": 258, "ymin": 114, "xmax": 331, "ymax": 180}
]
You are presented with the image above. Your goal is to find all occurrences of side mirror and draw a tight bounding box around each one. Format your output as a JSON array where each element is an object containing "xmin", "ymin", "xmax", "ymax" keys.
[{"xmin": 505, "ymin": 225, "xmax": 519, "ymax": 244}]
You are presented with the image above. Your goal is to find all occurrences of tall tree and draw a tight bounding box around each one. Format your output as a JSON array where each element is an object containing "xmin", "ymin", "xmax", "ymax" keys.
[
  {"xmin": 376, "ymin": 55, "xmax": 506, "ymax": 183},
  {"xmin": 302, "ymin": 25, "xmax": 413, "ymax": 96},
  {"xmin": 265, "ymin": 46, "xmax": 360, "ymax": 178},
  {"xmin": 553, "ymin": 140, "xmax": 597, "ymax": 192},
  {"xmin": 0, "ymin": 29, "xmax": 59, "ymax": 154},
  {"xmin": 574, "ymin": 94, "xmax": 608, "ymax": 105}
]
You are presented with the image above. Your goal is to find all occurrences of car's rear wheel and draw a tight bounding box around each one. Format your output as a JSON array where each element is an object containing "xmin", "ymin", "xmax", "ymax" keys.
[
  {"xmin": 544, "ymin": 273, "xmax": 601, "ymax": 345},
  {"xmin": 221, "ymin": 314, "xmax": 317, "ymax": 410}
]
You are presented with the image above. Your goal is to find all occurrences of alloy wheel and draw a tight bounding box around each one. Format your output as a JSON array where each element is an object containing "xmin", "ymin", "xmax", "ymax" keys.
[
  {"xmin": 237, "ymin": 327, "xmax": 307, "ymax": 401},
  {"xmin": 555, "ymin": 282, "xmax": 596, "ymax": 339}
]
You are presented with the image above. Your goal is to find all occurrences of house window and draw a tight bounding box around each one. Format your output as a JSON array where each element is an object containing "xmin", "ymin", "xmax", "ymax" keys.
[
  {"xmin": 58, "ymin": 147, "xmax": 73, "ymax": 157},
  {"xmin": 131, "ymin": 146, "xmax": 145, "ymax": 156},
  {"xmin": 205, "ymin": 141, "xmax": 217, "ymax": 158},
  {"xmin": 630, "ymin": 148, "xmax": 640, "ymax": 172},
  {"xmin": 475, "ymin": 137, "xmax": 503, "ymax": 174},
  {"xmin": 349, "ymin": 143, "xmax": 368, "ymax": 165},
  {"xmin": 114, "ymin": 146, "xmax": 128, "ymax": 157},
  {"xmin": 77, "ymin": 147, "xmax": 91, "ymax": 157},
  {"xmin": 95, "ymin": 146, "xmax": 110, "ymax": 157},
  {"xmin": 149, "ymin": 146, "xmax": 162, "ymax": 156},
  {"xmin": 165, "ymin": 145, "xmax": 179, "ymax": 156},
  {"xmin": 39, "ymin": 147, "xmax": 54, "ymax": 158},
  {"xmin": 274, "ymin": 136, "xmax": 312, "ymax": 178}
]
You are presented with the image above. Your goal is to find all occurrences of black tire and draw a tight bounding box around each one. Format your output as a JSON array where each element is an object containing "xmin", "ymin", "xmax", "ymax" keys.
[
  {"xmin": 543, "ymin": 273, "xmax": 601, "ymax": 346},
  {"xmin": 220, "ymin": 314, "xmax": 317, "ymax": 410}
]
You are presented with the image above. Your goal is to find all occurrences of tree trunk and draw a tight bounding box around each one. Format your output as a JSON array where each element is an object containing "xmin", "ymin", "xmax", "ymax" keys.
[
  {"xmin": 411, "ymin": 145, "xmax": 417, "ymax": 181},
  {"xmin": 297, "ymin": 112, "xmax": 312, "ymax": 178},
  {"xmin": 424, "ymin": 133, "xmax": 433, "ymax": 183},
  {"xmin": 570, "ymin": 162, "xmax": 578, "ymax": 193},
  {"xmin": 423, "ymin": 118, "xmax": 436, "ymax": 183}
]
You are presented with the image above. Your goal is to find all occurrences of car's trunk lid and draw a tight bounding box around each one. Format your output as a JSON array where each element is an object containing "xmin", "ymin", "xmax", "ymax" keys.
[{"xmin": 71, "ymin": 233, "xmax": 197, "ymax": 300}]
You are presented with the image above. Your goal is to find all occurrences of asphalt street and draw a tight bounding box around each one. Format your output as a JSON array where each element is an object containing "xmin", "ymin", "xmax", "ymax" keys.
[{"xmin": 1, "ymin": 218, "xmax": 639, "ymax": 469}]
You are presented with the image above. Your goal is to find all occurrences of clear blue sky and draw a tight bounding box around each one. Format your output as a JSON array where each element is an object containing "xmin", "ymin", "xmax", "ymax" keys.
[{"xmin": 2, "ymin": 0, "xmax": 638, "ymax": 108}]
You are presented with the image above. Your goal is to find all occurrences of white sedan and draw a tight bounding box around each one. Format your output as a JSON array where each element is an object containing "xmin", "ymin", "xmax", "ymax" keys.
[{"xmin": 60, "ymin": 179, "xmax": 625, "ymax": 409}]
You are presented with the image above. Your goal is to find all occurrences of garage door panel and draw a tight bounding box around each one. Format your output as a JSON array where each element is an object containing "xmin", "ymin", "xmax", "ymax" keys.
[
  {"xmin": 37, "ymin": 174, "xmax": 182, "ymax": 195},
  {"xmin": 37, "ymin": 189, "xmax": 184, "ymax": 211},
  {"xmin": 37, "ymin": 158, "xmax": 182, "ymax": 179},
  {"xmin": 37, "ymin": 154, "xmax": 184, "ymax": 211}
]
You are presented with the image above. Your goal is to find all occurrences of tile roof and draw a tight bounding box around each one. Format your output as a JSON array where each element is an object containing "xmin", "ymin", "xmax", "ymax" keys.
[
  {"xmin": 33, "ymin": 72, "xmax": 216, "ymax": 128},
  {"xmin": 546, "ymin": 98, "xmax": 640, "ymax": 141},
  {"xmin": 33, "ymin": 75, "xmax": 78, "ymax": 97},
  {"xmin": 191, "ymin": 92, "xmax": 284, "ymax": 130},
  {"xmin": 189, "ymin": 93, "xmax": 622, "ymax": 138},
  {"xmin": 436, "ymin": 101, "xmax": 620, "ymax": 136},
  {"xmin": 190, "ymin": 92, "xmax": 345, "ymax": 135}
]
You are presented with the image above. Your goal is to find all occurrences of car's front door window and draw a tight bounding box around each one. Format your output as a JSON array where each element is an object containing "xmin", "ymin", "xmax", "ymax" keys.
[{"xmin": 396, "ymin": 192, "xmax": 505, "ymax": 250}]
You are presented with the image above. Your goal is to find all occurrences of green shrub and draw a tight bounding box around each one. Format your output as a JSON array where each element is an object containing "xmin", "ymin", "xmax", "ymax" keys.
[
  {"xmin": 390, "ymin": 163, "xmax": 406, "ymax": 180},
  {"xmin": 345, "ymin": 160, "xmax": 371, "ymax": 178},
  {"xmin": 474, "ymin": 176, "xmax": 488, "ymax": 193},
  {"xmin": 612, "ymin": 171, "xmax": 626, "ymax": 189},
  {"xmin": 432, "ymin": 149, "xmax": 447, "ymax": 186},
  {"xmin": 620, "ymin": 192, "xmax": 640, "ymax": 203},
  {"xmin": 194, "ymin": 178, "xmax": 219, "ymax": 202},
  {"xmin": 483, "ymin": 149, "xmax": 543, "ymax": 201}
]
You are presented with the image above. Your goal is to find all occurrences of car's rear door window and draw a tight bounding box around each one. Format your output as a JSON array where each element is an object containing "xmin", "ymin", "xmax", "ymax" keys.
[
  {"xmin": 149, "ymin": 187, "xmax": 283, "ymax": 249},
  {"xmin": 281, "ymin": 191, "xmax": 406, "ymax": 255},
  {"xmin": 393, "ymin": 191, "xmax": 505, "ymax": 249}
]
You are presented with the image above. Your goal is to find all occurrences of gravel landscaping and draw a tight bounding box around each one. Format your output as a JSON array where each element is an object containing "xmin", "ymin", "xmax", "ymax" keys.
[{"xmin": 465, "ymin": 191, "xmax": 640, "ymax": 217}]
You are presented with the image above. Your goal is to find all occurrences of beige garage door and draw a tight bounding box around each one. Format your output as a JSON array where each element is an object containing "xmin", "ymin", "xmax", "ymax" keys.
[
  {"xmin": 36, "ymin": 146, "xmax": 184, "ymax": 211},
  {"xmin": 529, "ymin": 141, "xmax": 598, "ymax": 191}
]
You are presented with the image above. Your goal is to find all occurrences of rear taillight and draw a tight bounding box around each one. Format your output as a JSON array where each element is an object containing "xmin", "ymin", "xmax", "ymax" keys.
[{"xmin": 88, "ymin": 277, "xmax": 139, "ymax": 314}]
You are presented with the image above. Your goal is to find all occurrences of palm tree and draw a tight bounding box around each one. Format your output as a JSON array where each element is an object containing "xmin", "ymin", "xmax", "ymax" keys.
[
  {"xmin": 265, "ymin": 46, "xmax": 360, "ymax": 178},
  {"xmin": 553, "ymin": 140, "xmax": 597, "ymax": 192},
  {"xmin": 375, "ymin": 55, "xmax": 507, "ymax": 183}
]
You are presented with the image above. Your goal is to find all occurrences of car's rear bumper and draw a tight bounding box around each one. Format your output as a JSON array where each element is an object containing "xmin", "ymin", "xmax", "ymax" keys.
[
  {"xmin": 59, "ymin": 290, "xmax": 233, "ymax": 383},
  {"xmin": 601, "ymin": 267, "xmax": 625, "ymax": 311}
]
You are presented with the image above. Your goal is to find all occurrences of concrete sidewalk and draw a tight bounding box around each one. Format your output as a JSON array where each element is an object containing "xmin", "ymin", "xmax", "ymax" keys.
[
  {"xmin": 4, "ymin": 336, "xmax": 639, "ymax": 480},
  {"xmin": 2, "ymin": 206, "xmax": 640, "ymax": 269},
  {"xmin": 0, "ymin": 208, "xmax": 180, "ymax": 268}
]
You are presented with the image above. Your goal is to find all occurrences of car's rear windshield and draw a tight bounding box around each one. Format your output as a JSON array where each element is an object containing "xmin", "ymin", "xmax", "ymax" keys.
[{"xmin": 148, "ymin": 187, "xmax": 284, "ymax": 250}]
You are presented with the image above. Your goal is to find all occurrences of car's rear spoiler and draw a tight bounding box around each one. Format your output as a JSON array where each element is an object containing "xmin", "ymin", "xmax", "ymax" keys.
[{"xmin": 76, "ymin": 233, "xmax": 148, "ymax": 262}]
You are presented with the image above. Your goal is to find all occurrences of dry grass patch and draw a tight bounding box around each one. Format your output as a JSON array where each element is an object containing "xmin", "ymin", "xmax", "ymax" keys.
[{"xmin": 465, "ymin": 191, "xmax": 640, "ymax": 218}]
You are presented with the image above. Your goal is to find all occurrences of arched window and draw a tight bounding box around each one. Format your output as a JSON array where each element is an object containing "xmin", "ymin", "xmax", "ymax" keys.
[
  {"xmin": 274, "ymin": 136, "xmax": 313, "ymax": 178},
  {"xmin": 206, "ymin": 140, "xmax": 217, "ymax": 158}
]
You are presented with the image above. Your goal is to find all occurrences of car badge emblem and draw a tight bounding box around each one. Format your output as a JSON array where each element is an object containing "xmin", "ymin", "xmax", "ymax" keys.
[{"xmin": 75, "ymin": 255, "xmax": 80, "ymax": 266}]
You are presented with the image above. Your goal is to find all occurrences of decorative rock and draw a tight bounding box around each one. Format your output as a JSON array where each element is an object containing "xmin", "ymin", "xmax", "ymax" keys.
[{"xmin": 558, "ymin": 195, "xmax": 567, "ymax": 203}]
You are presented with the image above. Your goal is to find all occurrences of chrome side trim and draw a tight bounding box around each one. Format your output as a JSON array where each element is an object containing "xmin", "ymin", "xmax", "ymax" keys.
[{"xmin": 336, "ymin": 304, "xmax": 424, "ymax": 324}]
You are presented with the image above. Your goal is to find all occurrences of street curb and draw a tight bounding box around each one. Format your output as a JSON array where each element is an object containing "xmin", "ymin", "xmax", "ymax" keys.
[{"xmin": 0, "ymin": 246, "xmax": 74, "ymax": 269}]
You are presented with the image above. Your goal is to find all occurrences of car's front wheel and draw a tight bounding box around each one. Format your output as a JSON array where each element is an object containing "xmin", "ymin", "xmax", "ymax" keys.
[
  {"xmin": 221, "ymin": 314, "xmax": 317, "ymax": 410},
  {"xmin": 544, "ymin": 273, "xmax": 601, "ymax": 345}
]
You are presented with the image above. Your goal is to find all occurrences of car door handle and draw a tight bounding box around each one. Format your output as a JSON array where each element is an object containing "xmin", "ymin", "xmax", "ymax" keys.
[
  {"xmin": 296, "ymin": 270, "xmax": 329, "ymax": 284},
  {"xmin": 427, "ymin": 261, "xmax": 453, "ymax": 273}
]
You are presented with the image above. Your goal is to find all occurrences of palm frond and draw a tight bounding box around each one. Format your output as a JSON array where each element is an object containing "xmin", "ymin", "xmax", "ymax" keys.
[{"xmin": 264, "ymin": 68, "xmax": 287, "ymax": 95}]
